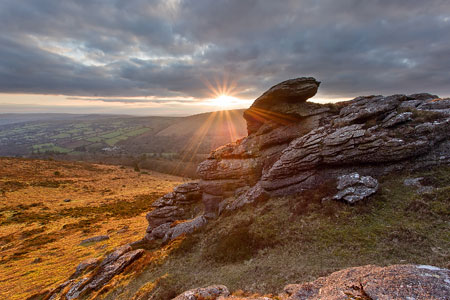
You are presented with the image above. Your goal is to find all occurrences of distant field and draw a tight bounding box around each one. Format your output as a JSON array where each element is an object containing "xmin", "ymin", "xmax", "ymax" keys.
[
  {"xmin": 0, "ymin": 111, "xmax": 247, "ymax": 175},
  {"xmin": 0, "ymin": 111, "xmax": 247, "ymax": 178},
  {"xmin": 0, "ymin": 157, "xmax": 183, "ymax": 300},
  {"xmin": 0, "ymin": 115, "xmax": 179, "ymax": 157}
]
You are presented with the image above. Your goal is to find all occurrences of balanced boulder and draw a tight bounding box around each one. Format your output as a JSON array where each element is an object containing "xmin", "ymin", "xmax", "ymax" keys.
[{"xmin": 243, "ymin": 77, "xmax": 323, "ymax": 134}]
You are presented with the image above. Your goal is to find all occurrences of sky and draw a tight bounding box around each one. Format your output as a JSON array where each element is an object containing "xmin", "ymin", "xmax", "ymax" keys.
[{"xmin": 0, "ymin": 0, "xmax": 449, "ymax": 116}]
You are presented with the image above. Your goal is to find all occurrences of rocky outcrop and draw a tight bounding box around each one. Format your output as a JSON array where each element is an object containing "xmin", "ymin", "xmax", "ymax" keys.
[
  {"xmin": 38, "ymin": 78, "xmax": 450, "ymax": 300},
  {"xmin": 197, "ymin": 85, "xmax": 450, "ymax": 214},
  {"xmin": 142, "ymin": 77, "xmax": 450, "ymax": 244},
  {"xmin": 173, "ymin": 265, "xmax": 450, "ymax": 300},
  {"xmin": 43, "ymin": 244, "xmax": 144, "ymax": 299},
  {"xmin": 145, "ymin": 182, "xmax": 203, "ymax": 242}
]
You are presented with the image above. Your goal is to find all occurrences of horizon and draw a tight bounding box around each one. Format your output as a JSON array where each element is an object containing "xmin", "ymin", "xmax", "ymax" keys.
[
  {"xmin": 0, "ymin": 107, "xmax": 248, "ymax": 118},
  {"xmin": 1, "ymin": 1, "xmax": 449, "ymax": 115}
]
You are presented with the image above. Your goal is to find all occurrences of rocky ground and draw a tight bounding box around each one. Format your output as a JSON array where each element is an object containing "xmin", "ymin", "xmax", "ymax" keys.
[{"xmin": 34, "ymin": 78, "xmax": 450, "ymax": 299}]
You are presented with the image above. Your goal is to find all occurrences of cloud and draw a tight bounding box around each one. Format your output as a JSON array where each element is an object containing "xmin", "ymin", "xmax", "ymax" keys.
[
  {"xmin": 66, "ymin": 97, "xmax": 202, "ymax": 104},
  {"xmin": 0, "ymin": 0, "xmax": 449, "ymax": 102}
]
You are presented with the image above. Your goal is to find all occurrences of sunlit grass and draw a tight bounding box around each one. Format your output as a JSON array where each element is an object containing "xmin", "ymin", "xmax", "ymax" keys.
[{"xmin": 0, "ymin": 157, "xmax": 183, "ymax": 300}]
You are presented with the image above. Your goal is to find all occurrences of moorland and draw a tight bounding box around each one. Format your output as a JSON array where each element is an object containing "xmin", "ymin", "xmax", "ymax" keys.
[{"xmin": 0, "ymin": 157, "xmax": 182, "ymax": 299}]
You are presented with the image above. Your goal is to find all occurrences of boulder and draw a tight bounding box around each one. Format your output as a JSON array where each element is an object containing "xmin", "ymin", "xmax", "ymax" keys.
[
  {"xmin": 332, "ymin": 173, "xmax": 379, "ymax": 204},
  {"xmin": 173, "ymin": 182, "xmax": 201, "ymax": 194},
  {"xmin": 173, "ymin": 265, "xmax": 450, "ymax": 300},
  {"xmin": 260, "ymin": 95, "xmax": 450, "ymax": 195},
  {"xmin": 172, "ymin": 285, "xmax": 230, "ymax": 300},
  {"xmin": 284, "ymin": 264, "xmax": 450, "ymax": 300},
  {"xmin": 152, "ymin": 182, "xmax": 201, "ymax": 207},
  {"xmin": 65, "ymin": 277, "xmax": 89, "ymax": 300},
  {"xmin": 243, "ymin": 77, "xmax": 321, "ymax": 134}
]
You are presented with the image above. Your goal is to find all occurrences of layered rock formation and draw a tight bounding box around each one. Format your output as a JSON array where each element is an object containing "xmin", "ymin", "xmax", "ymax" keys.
[
  {"xmin": 144, "ymin": 77, "xmax": 450, "ymax": 243},
  {"xmin": 173, "ymin": 264, "xmax": 450, "ymax": 300},
  {"xmin": 145, "ymin": 182, "xmax": 203, "ymax": 242},
  {"xmin": 243, "ymin": 77, "xmax": 322, "ymax": 134}
]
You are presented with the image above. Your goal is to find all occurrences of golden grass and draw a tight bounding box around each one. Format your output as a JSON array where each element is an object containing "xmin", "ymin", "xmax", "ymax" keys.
[{"xmin": 0, "ymin": 157, "xmax": 183, "ymax": 300}]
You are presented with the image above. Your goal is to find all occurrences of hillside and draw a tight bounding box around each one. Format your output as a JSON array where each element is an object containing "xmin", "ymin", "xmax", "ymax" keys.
[
  {"xmin": 110, "ymin": 165, "xmax": 450, "ymax": 299},
  {"xmin": 0, "ymin": 157, "xmax": 183, "ymax": 300},
  {"xmin": 157, "ymin": 110, "xmax": 245, "ymax": 137},
  {"xmin": 36, "ymin": 78, "xmax": 450, "ymax": 300},
  {"xmin": 33, "ymin": 163, "xmax": 450, "ymax": 300},
  {"xmin": 0, "ymin": 114, "xmax": 96, "ymax": 126}
]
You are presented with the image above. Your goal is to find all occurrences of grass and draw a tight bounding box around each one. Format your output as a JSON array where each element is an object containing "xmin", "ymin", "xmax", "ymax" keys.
[
  {"xmin": 32, "ymin": 143, "xmax": 71, "ymax": 154},
  {"xmin": 0, "ymin": 157, "xmax": 183, "ymax": 300},
  {"xmin": 105, "ymin": 165, "xmax": 450, "ymax": 300}
]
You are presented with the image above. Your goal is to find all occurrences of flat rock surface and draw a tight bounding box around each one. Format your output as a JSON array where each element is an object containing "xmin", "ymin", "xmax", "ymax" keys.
[{"xmin": 284, "ymin": 264, "xmax": 450, "ymax": 300}]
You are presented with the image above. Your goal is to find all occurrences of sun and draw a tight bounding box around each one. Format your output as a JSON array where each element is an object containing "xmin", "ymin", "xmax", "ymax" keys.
[{"xmin": 209, "ymin": 94, "xmax": 241, "ymax": 107}]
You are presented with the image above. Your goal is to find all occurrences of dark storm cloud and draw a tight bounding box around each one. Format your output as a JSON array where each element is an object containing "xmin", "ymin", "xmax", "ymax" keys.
[{"xmin": 1, "ymin": 0, "xmax": 450, "ymax": 100}]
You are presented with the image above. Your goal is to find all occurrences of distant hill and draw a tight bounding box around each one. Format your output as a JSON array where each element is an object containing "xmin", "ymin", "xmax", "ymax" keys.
[
  {"xmin": 155, "ymin": 109, "xmax": 247, "ymax": 155},
  {"xmin": 0, "ymin": 113, "xmax": 89, "ymax": 126},
  {"xmin": 157, "ymin": 109, "xmax": 246, "ymax": 139}
]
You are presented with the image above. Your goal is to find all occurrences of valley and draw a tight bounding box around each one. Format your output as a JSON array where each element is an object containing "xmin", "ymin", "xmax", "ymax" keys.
[{"xmin": 0, "ymin": 110, "xmax": 247, "ymax": 178}]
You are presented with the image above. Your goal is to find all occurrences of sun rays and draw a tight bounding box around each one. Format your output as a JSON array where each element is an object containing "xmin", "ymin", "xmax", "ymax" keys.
[
  {"xmin": 171, "ymin": 109, "xmax": 246, "ymax": 176},
  {"xmin": 201, "ymin": 74, "xmax": 252, "ymax": 109},
  {"xmin": 169, "ymin": 75, "xmax": 252, "ymax": 176}
]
